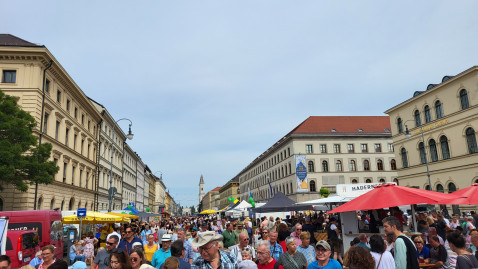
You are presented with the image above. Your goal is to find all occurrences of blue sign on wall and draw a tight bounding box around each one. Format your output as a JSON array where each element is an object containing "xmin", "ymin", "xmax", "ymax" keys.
[{"xmin": 77, "ymin": 208, "xmax": 87, "ymax": 217}]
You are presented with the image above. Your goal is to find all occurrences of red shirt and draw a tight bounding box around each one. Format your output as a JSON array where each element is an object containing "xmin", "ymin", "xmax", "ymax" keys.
[{"xmin": 258, "ymin": 258, "xmax": 284, "ymax": 269}]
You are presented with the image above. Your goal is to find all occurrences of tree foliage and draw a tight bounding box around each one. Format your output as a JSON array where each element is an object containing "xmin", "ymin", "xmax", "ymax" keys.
[
  {"xmin": 0, "ymin": 90, "xmax": 59, "ymax": 192},
  {"xmin": 190, "ymin": 206, "xmax": 196, "ymax": 215}
]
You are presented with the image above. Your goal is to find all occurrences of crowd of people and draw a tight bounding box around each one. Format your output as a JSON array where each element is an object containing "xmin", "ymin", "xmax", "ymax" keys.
[{"xmin": 8, "ymin": 209, "xmax": 478, "ymax": 269}]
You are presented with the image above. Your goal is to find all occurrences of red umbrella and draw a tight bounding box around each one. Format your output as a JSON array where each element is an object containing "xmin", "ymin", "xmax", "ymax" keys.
[
  {"xmin": 329, "ymin": 183, "xmax": 459, "ymax": 214},
  {"xmin": 440, "ymin": 183, "xmax": 478, "ymax": 205}
]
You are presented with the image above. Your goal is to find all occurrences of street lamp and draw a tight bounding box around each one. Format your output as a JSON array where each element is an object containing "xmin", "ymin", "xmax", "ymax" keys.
[
  {"xmin": 404, "ymin": 120, "xmax": 432, "ymax": 191},
  {"xmin": 108, "ymin": 118, "xmax": 134, "ymax": 212}
]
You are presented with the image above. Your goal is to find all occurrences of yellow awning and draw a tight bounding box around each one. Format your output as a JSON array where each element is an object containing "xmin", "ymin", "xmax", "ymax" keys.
[
  {"xmin": 63, "ymin": 211, "xmax": 128, "ymax": 224},
  {"xmin": 200, "ymin": 209, "xmax": 217, "ymax": 214},
  {"xmin": 106, "ymin": 212, "xmax": 139, "ymax": 219}
]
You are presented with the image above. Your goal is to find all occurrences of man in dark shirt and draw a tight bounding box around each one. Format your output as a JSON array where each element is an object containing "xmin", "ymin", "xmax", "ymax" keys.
[
  {"xmin": 302, "ymin": 217, "xmax": 317, "ymax": 245},
  {"xmin": 118, "ymin": 226, "xmax": 143, "ymax": 255},
  {"xmin": 429, "ymin": 235, "xmax": 448, "ymax": 268}
]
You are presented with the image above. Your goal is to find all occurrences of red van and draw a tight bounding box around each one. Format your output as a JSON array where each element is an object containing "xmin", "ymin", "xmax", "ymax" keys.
[
  {"xmin": 6, "ymin": 230, "xmax": 39, "ymax": 268},
  {"xmin": 0, "ymin": 210, "xmax": 63, "ymax": 260}
]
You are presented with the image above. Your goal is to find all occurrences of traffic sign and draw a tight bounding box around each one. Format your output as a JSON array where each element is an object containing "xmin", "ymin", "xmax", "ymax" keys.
[{"xmin": 77, "ymin": 208, "xmax": 87, "ymax": 217}]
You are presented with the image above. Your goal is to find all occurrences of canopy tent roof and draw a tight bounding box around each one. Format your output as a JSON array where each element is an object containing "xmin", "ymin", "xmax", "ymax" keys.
[
  {"xmin": 253, "ymin": 192, "xmax": 312, "ymax": 213},
  {"xmin": 233, "ymin": 200, "xmax": 252, "ymax": 210},
  {"xmin": 123, "ymin": 205, "xmax": 139, "ymax": 214},
  {"xmin": 440, "ymin": 183, "xmax": 478, "ymax": 205},
  {"xmin": 298, "ymin": 195, "xmax": 354, "ymax": 205},
  {"xmin": 329, "ymin": 183, "xmax": 460, "ymax": 214},
  {"xmin": 63, "ymin": 211, "xmax": 128, "ymax": 224},
  {"xmin": 200, "ymin": 209, "xmax": 217, "ymax": 214},
  {"xmin": 106, "ymin": 212, "xmax": 139, "ymax": 219}
]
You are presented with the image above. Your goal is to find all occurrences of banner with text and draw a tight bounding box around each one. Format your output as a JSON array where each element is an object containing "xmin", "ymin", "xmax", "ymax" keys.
[
  {"xmin": 295, "ymin": 155, "xmax": 308, "ymax": 192},
  {"xmin": 336, "ymin": 182, "xmax": 397, "ymax": 198}
]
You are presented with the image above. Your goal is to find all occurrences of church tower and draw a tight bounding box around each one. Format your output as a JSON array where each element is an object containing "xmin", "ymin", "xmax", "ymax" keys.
[{"xmin": 199, "ymin": 175, "xmax": 205, "ymax": 204}]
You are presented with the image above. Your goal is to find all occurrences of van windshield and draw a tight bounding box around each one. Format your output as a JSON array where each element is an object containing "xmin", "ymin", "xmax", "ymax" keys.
[{"xmin": 50, "ymin": 220, "xmax": 63, "ymax": 241}]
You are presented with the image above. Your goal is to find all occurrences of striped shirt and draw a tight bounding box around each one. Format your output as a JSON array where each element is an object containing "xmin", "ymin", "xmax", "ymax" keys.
[{"xmin": 191, "ymin": 250, "xmax": 238, "ymax": 269}]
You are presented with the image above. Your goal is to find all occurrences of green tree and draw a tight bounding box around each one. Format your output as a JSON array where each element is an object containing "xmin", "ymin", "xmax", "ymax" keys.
[
  {"xmin": 0, "ymin": 90, "xmax": 59, "ymax": 191},
  {"xmin": 190, "ymin": 206, "xmax": 196, "ymax": 215},
  {"xmin": 198, "ymin": 201, "xmax": 203, "ymax": 213}
]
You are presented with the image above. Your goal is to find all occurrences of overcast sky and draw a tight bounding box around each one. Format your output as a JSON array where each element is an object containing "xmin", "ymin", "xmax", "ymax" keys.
[{"xmin": 2, "ymin": 1, "xmax": 478, "ymax": 207}]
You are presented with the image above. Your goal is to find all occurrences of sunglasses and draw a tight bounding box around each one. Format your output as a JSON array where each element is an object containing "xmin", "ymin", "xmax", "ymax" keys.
[
  {"xmin": 130, "ymin": 257, "xmax": 139, "ymax": 262},
  {"xmin": 106, "ymin": 242, "xmax": 115, "ymax": 245},
  {"xmin": 296, "ymin": 229, "xmax": 302, "ymax": 231},
  {"xmin": 126, "ymin": 231, "xmax": 133, "ymax": 233}
]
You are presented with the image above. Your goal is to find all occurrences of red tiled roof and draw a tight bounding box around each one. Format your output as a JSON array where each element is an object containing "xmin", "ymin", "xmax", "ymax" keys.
[
  {"xmin": 290, "ymin": 116, "xmax": 391, "ymax": 135},
  {"xmin": 211, "ymin": 187, "xmax": 221, "ymax": 192},
  {"xmin": 0, "ymin": 34, "xmax": 42, "ymax": 47}
]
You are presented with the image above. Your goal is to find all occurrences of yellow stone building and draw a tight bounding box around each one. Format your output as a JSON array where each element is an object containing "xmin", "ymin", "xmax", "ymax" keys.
[
  {"xmin": 219, "ymin": 177, "xmax": 239, "ymax": 210},
  {"xmin": 385, "ymin": 66, "xmax": 478, "ymax": 208},
  {"xmin": 0, "ymin": 34, "xmax": 101, "ymax": 211},
  {"xmin": 200, "ymin": 187, "xmax": 221, "ymax": 211}
]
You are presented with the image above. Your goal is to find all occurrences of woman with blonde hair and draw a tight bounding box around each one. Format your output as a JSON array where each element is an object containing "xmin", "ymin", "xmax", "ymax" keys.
[{"xmin": 297, "ymin": 232, "xmax": 315, "ymax": 264}]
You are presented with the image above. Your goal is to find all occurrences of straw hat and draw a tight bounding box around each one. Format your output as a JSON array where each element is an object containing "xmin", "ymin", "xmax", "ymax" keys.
[{"xmin": 191, "ymin": 231, "xmax": 223, "ymax": 248}]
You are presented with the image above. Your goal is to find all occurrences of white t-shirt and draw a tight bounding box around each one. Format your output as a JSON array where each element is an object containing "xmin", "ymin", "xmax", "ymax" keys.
[
  {"xmin": 370, "ymin": 251, "xmax": 395, "ymax": 269},
  {"xmin": 107, "ymin": 231, "xmax": 121, "ymax": 241},
  {"xmin": 229, "ymin": 245, "xmax": 256, "ymax": 262}
]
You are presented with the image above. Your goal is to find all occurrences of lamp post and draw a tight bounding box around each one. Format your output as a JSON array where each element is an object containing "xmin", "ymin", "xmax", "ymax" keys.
[
  {"xmin": 404, "ymin": 120, "xmax": 432, "ymax": 191},
  {"xmin": 108, "ymin": 118, "xmax": 134, "ymax": 212}
]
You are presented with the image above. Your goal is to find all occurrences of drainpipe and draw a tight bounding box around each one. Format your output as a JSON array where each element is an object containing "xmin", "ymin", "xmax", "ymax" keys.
[{"xmin": 34, "ymin": 60, "xmax": 53, "ymax": 210}]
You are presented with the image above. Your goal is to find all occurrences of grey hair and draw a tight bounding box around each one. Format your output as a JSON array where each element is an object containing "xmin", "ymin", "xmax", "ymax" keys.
[
  {"xmin": 285, "ymin": 236, "xmax": 295, "ymax": 245},
  {"xmin": 178, "ymin": 228, "xmax": 186, "ymax": 233},
  {"xmin": 256, "ymin": 240, "xmax": 271, "ymax": 252}
]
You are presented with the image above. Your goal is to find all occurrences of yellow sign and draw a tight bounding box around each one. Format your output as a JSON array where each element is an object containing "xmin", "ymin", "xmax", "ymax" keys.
[{"xmin": 411, "ymin": 119, "xmax": 448, "ymax": 135}]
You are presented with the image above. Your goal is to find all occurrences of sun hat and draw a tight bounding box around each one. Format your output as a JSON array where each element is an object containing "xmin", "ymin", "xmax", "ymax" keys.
[
  {"xmin": 132, "ymin": 242, "xmax": 143, "ymax": 248},
  {"xmin": 316, "ymin": 240, "xmax": 331, "ymax": 250},
  {"xmin": 162, "ymin": 234, "xmax": 172, "ymax": 242},
  {"xmin": 191, "ymin": 231, "xmax": 223, "ymax": 248}
]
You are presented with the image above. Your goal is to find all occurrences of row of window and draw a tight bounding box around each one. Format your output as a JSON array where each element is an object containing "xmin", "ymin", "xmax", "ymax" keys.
[
  {"xmin": 1, "ymin": 70, "xmax": 15, "ymax": 83},
  {"xmin": 308, "ymin": 159, "xmax": 397, "ymax": 172},
  {"xmin": 34, "ymin": 196, "xmax": 93, "ymax": 211},
  {"xmin": 400, "ymin": 129, "xmax": 477, "ymax": 168},
  {"xmin": 54, "ymin": 158, "xmax": 93, "ymax": 189},
  {"xmin": 397, "ymin": 89, "xmax": 470, "ymax": 132},
  {"xmin": 243, "ymin": 147, "xmax": 292, "ymax": 181},
  {"xmin": 306, "ymin": 143, "xmax": 393, "ymax": 154}
]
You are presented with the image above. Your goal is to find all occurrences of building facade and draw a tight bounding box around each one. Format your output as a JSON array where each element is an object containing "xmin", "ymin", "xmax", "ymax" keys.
[
  {"xmin": 385, "ymin": 66, "xmax": 478, "ymax": 201},
  {"xmin": 199, "ymin": 175, "xmax": 205, "ymax": 205},
  {"xmin": 145, "ymin": 166, "xmax": 156, "ymax": 211},
  {"xmin": 219, "ymin": 178, "xmax": 239, "ymax": 210},
  {"xmin": 136, "ymin": 157, "xmax": 145, "ymax": 211},
  {"xmin": 122, "ymin": 143, "xmax": 137, "ymax": 210},
  {"xmin": 0, "ymin": 34, "xmax": 101, "ymax": 211},
  {"xmin": 238, "ymin": 116, "xmax": 399, "ymax": 203},
  {"xmin": 90, "ymin": 100, "xmax": 127, "ymax": 211},
  {"xmin": 201, "ymin": 187, "xmax": 221, "ymax": 211},
  {"xmin": 155, "ymin": 175, "xmax": 166, "ymax": 213}
]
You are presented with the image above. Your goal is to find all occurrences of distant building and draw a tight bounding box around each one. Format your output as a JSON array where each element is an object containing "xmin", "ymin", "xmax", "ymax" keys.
[
  {"xmin": 201, "ymin": 187, "xmax": 221, "ymax": 211},
  {"xmin": 385, "ymin": 66, "xmax": 478, "ymax": 212},
  {"xmin": 199, "ymin": 175, "xmax": 205, "ymax": 205},
  {"xmin": 219, "ymin": 177, "xmax": 239, "ymax": 210},
  {"xmin": 238, "ymin": 116, "xmax": 398, "ymax": 203}
]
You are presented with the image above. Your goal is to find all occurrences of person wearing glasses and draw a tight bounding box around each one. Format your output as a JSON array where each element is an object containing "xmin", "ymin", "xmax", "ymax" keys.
[
  {"xmin": 229, "ymin": 233, "xmax": 256, "ymax": 262},
  {"xmin": 130, "ymin": 249, "xmax": 154, "ymax": 269},
  {"xmin": 290, "ymin": 224, "xmax": 302, "ymax": 247},
  {"xmin": 276, "ymin": 237, "xmax": 308, "ymax": 269},
  {"xmin": 152, "ymin": 234, "xmax": 173, "ymax": 269},
  {"xmin": 413, "ymin": 237, "xmax": 430, "ymax": 264},
  {"xmin": 37, "ymin": 245, "xmax": 56, "ymax": 269},
  {"xmin": 306, "ymin": 241, "xmax": 341, "ymax": 269},
  {"xmin": 108, "ymin": 248, "xmax": 132, "ymax": 269},
  {"xmin": 119, "ymin": 226, "xmax": 144, "ymax": 255},
  {"xmin": 222, "ymin": 223, "xmax": 237, "ymax": 249},
  {"xmin": 256, "ymin": 241, "xmax": 283, "ymax": 269},
  {"xmin": 191, "ymin": 231, "xmax": 236, "ymax": 269},
  {"xmin": 92, "ymin": 235, "xmax": 119, "ymax": 269}
]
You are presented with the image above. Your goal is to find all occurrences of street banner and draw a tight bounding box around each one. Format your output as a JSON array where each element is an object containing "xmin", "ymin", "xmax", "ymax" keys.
[{"xmin": 295, "ymin": 155, "xmax": 308, "ymax": 192}]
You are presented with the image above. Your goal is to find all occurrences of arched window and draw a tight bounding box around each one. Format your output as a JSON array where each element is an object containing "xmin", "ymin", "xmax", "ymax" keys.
[
  {"xmin": 466, "ymin": 127, "xmax": 478, "ymax": 154},
  {"xmin": 68, "ymin": 198, "xmax": 74, "ymax": 211},
  {"xmin": 77, "ymin": 201, "xmax": 81, "ymax": 209},
  {"xmin": 349, "ymin": 160, "xmax": 356, "ymax": 171},
  {"xmin": 460, "ymin": 89, "xmax": 470, "ymax": 110},
  {"xmin": 310, "ymin": 180, "xmax": 316, "ymax": 192},
  {"xmin": 366, "ymin": 179, "xmax": 372, "ymax": 183},
  {"xmin": 425, "ymin": 185, "xmax": 431, "ymax": 190},
  {"xmin": 397, "ymin": 118, "xmax": 403, "ymax": 133},
  {"xmin": 336, "ymin": 160, "xmax": 343, "ymax": 172},
  {"xmin": 393, "ymin": 178, "xmax": 399, "ymax": 185},
  {"xmin": 401, "ymin": 148, "xmax": 408, "ymax": 168},
  {"xmin": 37, "ymin": 197, "xmax": 43, "ymax": 210},
  {"xmin": 351, "ymin": 179, "xmax": 358, "ymax": 184},
  {"xmin": 61, "ymin": 200, "xmax": 65, "ymax": 211},
  {"xmin": 363, "ymin": 160, "xmax": 370, "ymax": 171},
  {"xmin": 379, "ymin": 178, "xmax": 385, "ymax": 183},
  {"xmin": 429, "ymin": 139, "xmax": 438, "ymax": 162},
  {"xmin": 322, "ymin": 161, "xmax": 328, "ymax": 172},
  {"xmin": 0, "ymin": 198, "xmax": 3, "ymax": 211},
  {"xmin": 415, "ymin": 110, "xmax": 421, "ymax": 127},
  {"xmin": 308, "ymin": 161, "xmax": 314, "ymax": 172},
  {"xmin": 286, "ymin": 184, "xmax": 289, "ymax": 194},
  {"xmin": 436, "ymin": 184, "xmax": 444, "ymax": 193},
  {"xmin": 440, "ymin": 136, "xmax": 450, "ymax": 159},
  {"xmin": 377, "ymin": 159, "xmax": 383, "ymax": 170},
  {"xmin": 419, "ymin": 142, "xmax": 427, "ymax": 164},
  {"xmin": 290, "ymin": 182, "xmax": 293, "ymax": 194},
  {"xmin": 448, "ymin": 183, "xmax": 456, "ymax": 193},
  {"xmin": 50, "ymin": 199, "xmax": 55, "ymax": 210},
  {"xmin": 424, "ymin": 105, "xmax": 431, "ymax": 123},
  {"xmin": 435, "ymin": 100, "xmax": 443, "ymax": 119},
  {"xmin": 391, "ymin": 159, "xmax": 397, "ymax": 170}
]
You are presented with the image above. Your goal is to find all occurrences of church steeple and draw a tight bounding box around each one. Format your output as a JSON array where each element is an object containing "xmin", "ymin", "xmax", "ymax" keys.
[{"xmin": 199, "ymin": 175, "xmax": 205, "ymax": 204}]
